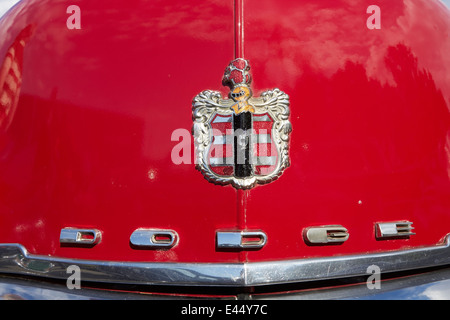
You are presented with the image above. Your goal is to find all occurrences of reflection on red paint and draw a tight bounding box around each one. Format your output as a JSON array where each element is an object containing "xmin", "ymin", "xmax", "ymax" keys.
[
  {"xmin": 244, "ymin": 0, "xmax": 450, "ymax": 261},
  {"xmin": 0, "ymin": 0, "xmax": 448, "ymax": 266},
  {"xmin": 0, "ymin": 25, "xmax": 33, "ymax": 131}
]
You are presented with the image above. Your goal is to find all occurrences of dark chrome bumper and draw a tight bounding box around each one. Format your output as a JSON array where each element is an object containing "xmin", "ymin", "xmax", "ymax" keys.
[
  {"xmin": 2, "ymin": 235, "xmax": 450, "ymax": 299},
  {"xmin": 2, "ymin": 266, "xmax": 450, "ymax": 300}
]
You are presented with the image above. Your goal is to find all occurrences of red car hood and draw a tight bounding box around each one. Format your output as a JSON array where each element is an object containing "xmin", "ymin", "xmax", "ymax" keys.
[{"xmin": 0, "ymin": 0, "xmax": 449, "ymax": 277}]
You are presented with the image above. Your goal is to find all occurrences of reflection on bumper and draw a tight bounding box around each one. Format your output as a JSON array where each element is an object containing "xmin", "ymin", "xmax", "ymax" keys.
[
  {"xmin": 2, "ymin": 266, "xmax": 450, "ymax": 300},
  {"xmin": 2, "ymin": 235, "xmax": 450, "ymax": 288}
]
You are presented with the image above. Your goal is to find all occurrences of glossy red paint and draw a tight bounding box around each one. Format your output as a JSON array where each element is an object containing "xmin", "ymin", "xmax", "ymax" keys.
[
  {"xmin": 0, "ymin": 0, "xmax": 449, "ymax": 265},
  {"xmin": 243, "ymin": 0, "xmax": 450, "ymax": 261},
  {"xmin": 0, "ymin": 0, "xmax": 238, "ymax": 262}
]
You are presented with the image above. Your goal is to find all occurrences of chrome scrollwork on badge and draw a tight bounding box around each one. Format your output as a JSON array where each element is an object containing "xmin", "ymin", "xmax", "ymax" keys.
[{"xmin": 192, "ymin": 59, "xmax": 292, "ymax": 189}]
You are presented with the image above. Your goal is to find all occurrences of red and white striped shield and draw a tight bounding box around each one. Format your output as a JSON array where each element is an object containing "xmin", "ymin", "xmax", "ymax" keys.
[
  {"xmin": 192, "ymin": 58, "xmax": 291, "ymax": 189},
  {"xmin": 207, "ymin": 112, "xmax": 278, "ymax": 178}
]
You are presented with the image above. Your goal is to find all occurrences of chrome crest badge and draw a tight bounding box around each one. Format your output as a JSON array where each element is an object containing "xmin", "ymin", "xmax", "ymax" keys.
[{"xmin": 192, "ymin": 59, "xmax": 292, "ymax": 189}]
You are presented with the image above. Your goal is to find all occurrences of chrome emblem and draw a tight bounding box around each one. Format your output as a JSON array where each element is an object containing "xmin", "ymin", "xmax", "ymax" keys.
[
  {"xmin": 303, "ymin": 225, "xmax": 349, "ymax": 245},
  {"xmin": 216, "ymin": 230, "xmax": 267, "ymax": 250},
  {"xmin": 192, "ymin": 59, "xmax": 292, "ymax": 189},
  {"xmin": 375, "ymin": 221, "xmax": 415, "ymax": 239}
]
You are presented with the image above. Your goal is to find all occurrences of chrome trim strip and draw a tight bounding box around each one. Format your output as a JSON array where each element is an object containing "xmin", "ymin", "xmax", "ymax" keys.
[
  {"xmin": 130, "ymin": 229, "xmax": 178, "ymax": 248},
  {"xmin": 0, "ymin": 244, "xmax": 244, "ymax": 286},
  {"xmin": 4, "ymin": 266, "xmax": 450, "ymax": 299},
  {"xmin": 60, "ymin": 228, "xmax": 102, "ymax": 245},
  {"xmin": 1, "ymin": 235, "xmax": 450, "ymax": 287},
  {"xmin": 216, "ymin": 231, "xmax": 267, "ymax": 249},
  {"xmin": 376, "ymin": 221, "xmax": 415, "ymax": 239}
]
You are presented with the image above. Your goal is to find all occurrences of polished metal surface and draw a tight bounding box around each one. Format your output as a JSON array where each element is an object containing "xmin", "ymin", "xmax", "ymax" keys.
[
  {"xmin": 376, "ymin": 222, "xmax": 415, "ymax": 239},
  {"xmin": 130, "ymin": 229, "xmax": 179, "ymax": 248},
  {"xmin": 254, "ymin": 267, "xmax": 450, "ymax": 300},
  {"xmin": 2, "ymin": 266, "xmax": 450, "ymax": 300},
  {"xmin": 59, "ymin": 228, "xmax": 102, "ymax": 245},
  {"xmin": 0, "ymin": 276, "xmax": 171, "ymax": 300},
  {"xmin": 216, "ymin": 231, "xmax": 267, "ymax": 249},
  {"xmin": 0, "ymin": 243, "xmax": 243, "ymax": 286},
  {"xmin": 304, "ymin": 225, "xmax": 349, "ymax": 244},
  {"xmin": 192, "ymin": 58, "xmax": 291, "ymax": 190},
  {"xmin": 3, "ymin": 266, "xmax": 450, "ymax": 299},
  {"xmin": 1, "ymin": 235, "xmax": 450, "ymax": 287}
]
